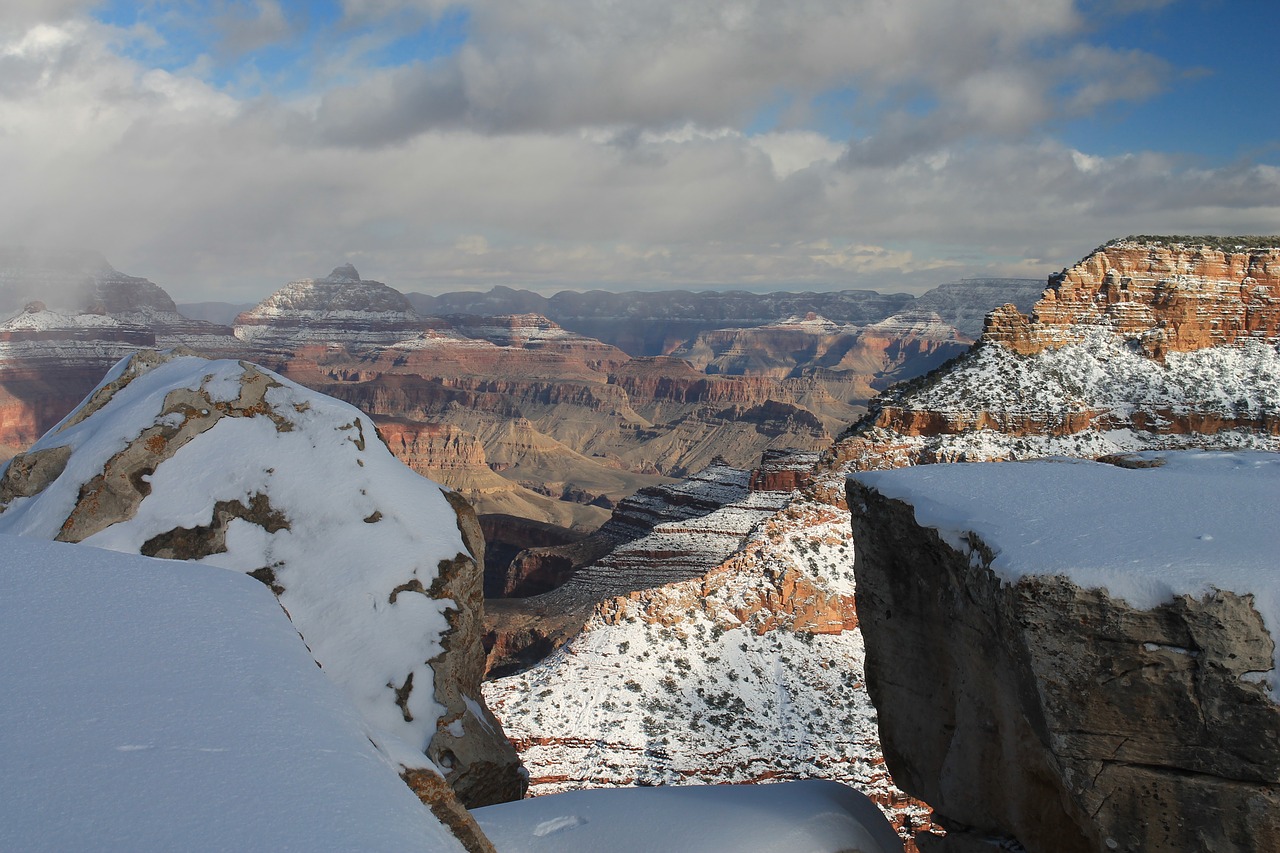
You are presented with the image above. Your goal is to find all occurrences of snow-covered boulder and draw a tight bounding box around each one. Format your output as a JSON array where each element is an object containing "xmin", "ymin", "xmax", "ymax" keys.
[
  {"xmin": 0, "ymin": 534, "xmax": 485, "ymax": 852},
  {"xmin": 0, "ymin": 348, "xmax": 524, "ymax": 809},
  {"xmin": 473, "ymin": 779, "xmax": 903, "ymax": 853},
  {"xmin": 848, "ymin": 451, "xmax": 1280, "ymax": 852}
]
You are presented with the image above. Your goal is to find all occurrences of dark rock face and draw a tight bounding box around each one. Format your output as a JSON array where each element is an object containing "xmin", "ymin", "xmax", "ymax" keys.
[
  {"xmin": 847, "ymin": 478, "xmax": 1280, "ymax": 853},
  {"xmin": 479, "ymin": 513, "xmax": 587, "ymax": 598}
]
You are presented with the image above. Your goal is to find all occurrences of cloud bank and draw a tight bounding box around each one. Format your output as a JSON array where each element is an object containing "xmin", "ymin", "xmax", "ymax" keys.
[{"xmin": 0, "ymin": 0, "xmax": 1276, "ymax": 299}]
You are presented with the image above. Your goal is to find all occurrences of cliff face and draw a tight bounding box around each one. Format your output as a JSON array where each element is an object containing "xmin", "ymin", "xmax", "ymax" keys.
[
  {"xmin": 847, "ymin": 453, "xmax": 1280, "ymax": 852},
  {"xmin": 0, "ymin": 349, "xmax": 524, "ymax": 810},
  {"xmin": 669, "ymin": 312, "xmax": 969, "ymax": 405},
  {"xmin": 986, "ymin": 241, "xmax": 1280, "ymax": 359},
  {"xmin": 830, "ymin": 238, "xmax": 1280, "ymax": 470}
]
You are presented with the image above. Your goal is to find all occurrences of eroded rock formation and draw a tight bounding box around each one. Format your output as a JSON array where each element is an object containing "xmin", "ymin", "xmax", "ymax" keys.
[
  {"xmin": 0, "ymin": 349, "xmax": 524, "ymax": 810},
  {"xmin": 830, "ymin": 237, "xmax": 1280, "ymax": 471},
  {"xmin": 985, "ymin": 239, "xmax": 1280, "ymax": 359}
]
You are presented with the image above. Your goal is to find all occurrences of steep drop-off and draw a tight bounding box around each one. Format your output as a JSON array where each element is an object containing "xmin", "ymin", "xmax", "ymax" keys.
[{"xmin": 848, "ymin": 453, "xmax": 1280, "ymax": 852}]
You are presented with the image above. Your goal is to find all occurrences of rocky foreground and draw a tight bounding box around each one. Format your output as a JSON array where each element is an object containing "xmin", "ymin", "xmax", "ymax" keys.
[
  {"xmin": 0, "ymin": 349, "xmax": 523, "ymax": 811},
  {"xmin": 849, "ymin": 452, "xmax": 1280, "ymax": 852}
]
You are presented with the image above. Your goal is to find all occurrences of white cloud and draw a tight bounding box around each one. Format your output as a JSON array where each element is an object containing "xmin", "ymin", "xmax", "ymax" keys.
[{"xmin": 0, "ymin": 3, "xmax": 1274, "ymax": 302}]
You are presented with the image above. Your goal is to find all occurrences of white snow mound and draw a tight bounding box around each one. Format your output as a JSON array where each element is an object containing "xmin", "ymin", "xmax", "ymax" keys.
[
  {"xmin": 852, "ymin": 450, "xmax": 1280, "ymax": 699},
  {"xmin": 0, "ymin": 353, "xmax": 476, "ymax": 765},
  {"xmin": 474, "ymin": 779, "xmax": 902, "ymax": 853},
  {"xmin": 0, "ymin": 534, "xmax": 465, "ymax": 853}
]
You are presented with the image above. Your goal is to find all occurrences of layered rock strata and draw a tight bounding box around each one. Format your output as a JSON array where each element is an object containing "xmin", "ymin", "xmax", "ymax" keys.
[
  {"xmin": 985, "ymin": 239, "xmax": 1280, "ymax": 359},
  {"xmin": 0, "ymin": 256, "xmax": 242, "ymax": 458},
  {"xmin": 830, "ymin": 238, "xmax": 1280, "ymax": 470},
  {"xmin": 0, "ymin": 349, "xmax": 524, "ymax": 809},
  {"xmin": 848, "ymin": 452, "xmax": 1280, "ymax": 852},
  {"xmin": 233, "ymin": 263, "xmax": 427, "ymax": 351}
]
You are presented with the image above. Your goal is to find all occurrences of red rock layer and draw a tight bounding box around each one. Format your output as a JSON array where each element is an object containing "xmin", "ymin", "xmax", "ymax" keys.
[{"xmin": 985, "ymin": 242, "xmax": 1280, "ymax": 359}]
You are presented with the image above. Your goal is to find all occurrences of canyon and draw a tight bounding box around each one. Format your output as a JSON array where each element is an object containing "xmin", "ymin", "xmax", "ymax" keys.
[
  {"xmin": 482, "ymin": 458, "xmax": 937, "ymax": 845},
  {"xmin": 0, "ymin": 251, "xmax": 1040, "ymax": 544},
  {"xmin": 1, "ymin": 237, "xmax": 1278, "ymax": 851}
]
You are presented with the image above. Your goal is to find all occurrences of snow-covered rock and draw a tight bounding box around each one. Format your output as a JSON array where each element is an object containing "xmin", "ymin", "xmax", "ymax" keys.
[
  {"xmin": 0, "ymin": 534, "xmax": 484, "ymax": 852},
  {"xmin": 0, "ymin": 349, "xmax": 524, "ymax": 808},
  {"xmin": 473, "ymin": 779, "xmax": 903, "ymax": 853},
  {"xmin": 484, "ymin": 470, "xmax": 935, "ymax": 844},
  {"xmin": 831, "ymin": 238, "xmax": 1280, "ymax": 470},
  {"xmin": 233, "ymin": 264, "xmax": 426, "ymax": 349},
  {"xmin": 848, "ymin": 451, "xmax": 1280, "ymax": 852}
]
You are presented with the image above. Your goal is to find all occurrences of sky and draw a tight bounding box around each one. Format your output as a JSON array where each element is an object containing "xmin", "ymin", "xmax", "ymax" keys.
[{"xmin": 1, "ymin": 0, "xmax": 1277, "ymax": 301}]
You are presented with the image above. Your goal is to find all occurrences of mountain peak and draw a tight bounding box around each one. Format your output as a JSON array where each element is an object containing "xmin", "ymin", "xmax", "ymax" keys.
[{"xmin": 327, "ymin": 263, "xmax": 360, "ymax": 282}]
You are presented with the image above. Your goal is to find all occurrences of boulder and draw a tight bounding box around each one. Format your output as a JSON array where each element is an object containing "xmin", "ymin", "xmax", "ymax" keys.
[
  {"xmin": 847, "ymin": 453, "xmax": 1280, "ymax": 852},
  {"xmin": 0, "ymin": 348, "xmax": 524, "ymax": 810}
]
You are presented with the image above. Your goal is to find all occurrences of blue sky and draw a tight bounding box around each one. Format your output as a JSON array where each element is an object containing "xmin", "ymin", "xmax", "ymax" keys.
[
  {"xmin": 1058, "ymin": 1, "xmax": 1279, "ymax": 165},
  {"xmin": 95, "ymin": 0, "xmax": 470, "ymax": 94},
  {"xmin": 0, "ymin": 0, "xmax": 1276, "ymax": 299}
]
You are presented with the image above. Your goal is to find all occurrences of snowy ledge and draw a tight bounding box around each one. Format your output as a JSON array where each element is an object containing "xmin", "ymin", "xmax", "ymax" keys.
[
  {"xmin": 0, "ymin": 535, "xmax": 464, "ymax": 852},
  {"xmin": 850, "ymin": 451, "xmax": 1280, "ymax": 700}
]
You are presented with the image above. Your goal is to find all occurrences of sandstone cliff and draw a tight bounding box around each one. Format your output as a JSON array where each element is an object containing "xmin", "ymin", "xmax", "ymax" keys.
[
  {"xmin": 848, "ymin": 452, "xmax": 1280, "ymax": 852},
  {"xmin": 830, "ymin": 237, "xmax": 1280, "ymax": 470},
  {"xmin": 986, "ymin": 238, "xmax": 1280, "ymax": 359},
  {"xmin": 0, "ymin": 349, "xmax": 524, "ymax": 810}
]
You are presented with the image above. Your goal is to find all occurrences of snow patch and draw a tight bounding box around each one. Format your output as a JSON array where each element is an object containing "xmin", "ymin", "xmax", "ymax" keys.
[{"xmin": 853, "ymin": 451, "xmax": 1280, "ymax": 700}]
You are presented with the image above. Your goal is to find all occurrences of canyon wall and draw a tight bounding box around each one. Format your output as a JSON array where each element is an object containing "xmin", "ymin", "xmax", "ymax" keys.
[{"xmin": 830, "ymin": 238, "xmax": 1280, "ymax": 471}]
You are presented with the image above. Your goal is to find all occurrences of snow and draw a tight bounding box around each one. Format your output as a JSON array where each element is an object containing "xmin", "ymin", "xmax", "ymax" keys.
[
  {"xmin": 895, "ymin": 333, "xmax": 1280, "ymax": 419},
  {"xmin": 474, "ymin": 780, "xmax": 902, "ymax": 853},
  {"xmin": 0, "ymin": 307, "xmax": 128, "ymax": 330},
  {"xmin": 0, "ymin": 353, "xmax": 472, "ymax": 765},
  {"xmin": 0, "ymin": 534, "xmax": 464, "ymax": 853},
  {"xmin": 851, "ymin": 450, "xmax": 1280, "ymax": 698},
  {"xmin": 483, "ymin": 493, "xmax": 928, "ymax": 838}
]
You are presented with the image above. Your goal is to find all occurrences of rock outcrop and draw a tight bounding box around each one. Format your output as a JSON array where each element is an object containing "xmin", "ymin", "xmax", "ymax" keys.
[
  {"xmin": 830, "ymin": 237, "xmax": 1280, "ymax": 471},
  {"xmin": 848, "ymin": 452, "xmax": 1280, "ymax": 852},
  {"xmin": 233, "ymin": 264, "xmax": 427, "ymax": 351},
  {"xmin": 985, "ymin": 238, "xmax": 1280, "ymax": 359},
  {"xmin": 0, "ymin": 349, "xmax": 524, "ymax": 809}
]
